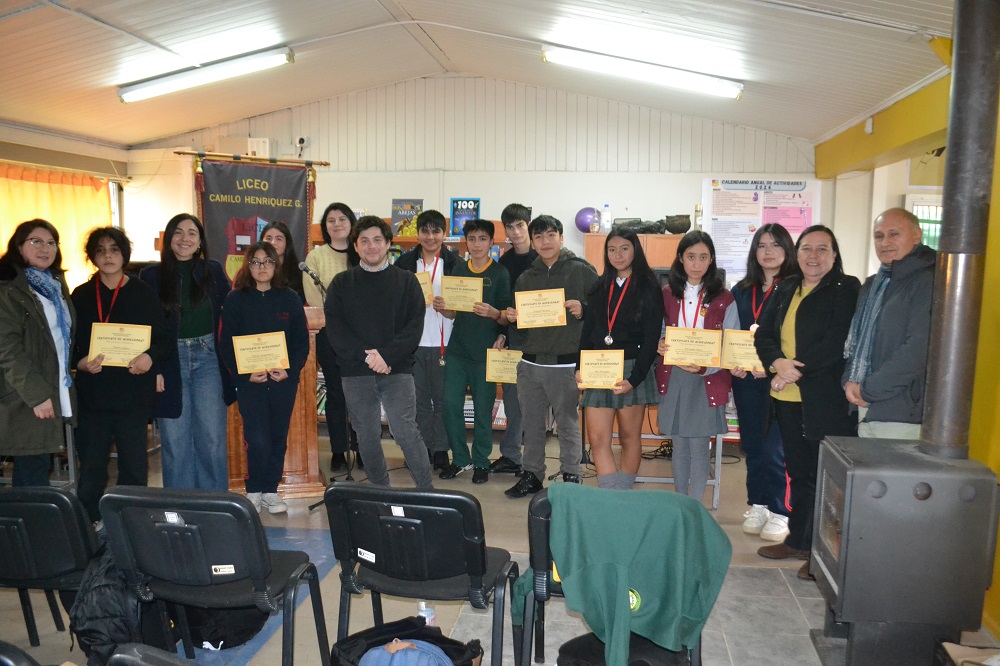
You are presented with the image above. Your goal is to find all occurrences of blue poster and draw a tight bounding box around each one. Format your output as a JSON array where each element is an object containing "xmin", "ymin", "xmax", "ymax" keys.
[{"xmin": 450, "ymin": 197, "xmax": 480, "ymax": 237}]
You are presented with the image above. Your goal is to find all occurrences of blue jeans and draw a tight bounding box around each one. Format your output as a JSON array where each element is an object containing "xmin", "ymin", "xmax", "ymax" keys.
[
  {"xmin": 158, "ymin": 334, "xmax": 229, "ymax": 490},
  {"xmin": 341, "ymin": 373, "xmax": 434, "ymax": 489}
]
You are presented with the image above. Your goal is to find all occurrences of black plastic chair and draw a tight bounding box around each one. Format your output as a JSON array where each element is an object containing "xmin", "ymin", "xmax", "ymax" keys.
[
  {"xmin": 324, "ymin": 483, "xmax": 518, "ymax": 666},
  {"xmin": 99, "ymin": 485, "xmax": 330, "ymax": 666},
  {"xmin": 521, "ymin": 488, "xmax": 726, "ymax": 665},
  {"xmin": 108, "ymin": 643, "xmax": 190, "ymax": 666},
  {"xmin": 0, "ymin": 486, "xmax": 100, "ymax": 646}
]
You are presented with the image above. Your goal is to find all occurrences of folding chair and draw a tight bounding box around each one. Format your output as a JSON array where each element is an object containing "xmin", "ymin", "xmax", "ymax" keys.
[
  {"xmin": 0, "ymin": 486, "xmax": 99, "ymax": 646},
  {"xmin": 324, "ymin": 483, "xmax": 518, "ymax": 665},
  {"xmin": 520, "ymin": 486, "xmax": 732, "ymax": 665},
  {"xmin": 100, "ymin": 486, "xmax": 330, "ymax": 666}
]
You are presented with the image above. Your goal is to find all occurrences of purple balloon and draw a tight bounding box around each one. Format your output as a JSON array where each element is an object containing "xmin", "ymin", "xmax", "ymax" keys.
[{"xmin": 575, "ymin": 207, "xmax": 599, "ymax": 233}]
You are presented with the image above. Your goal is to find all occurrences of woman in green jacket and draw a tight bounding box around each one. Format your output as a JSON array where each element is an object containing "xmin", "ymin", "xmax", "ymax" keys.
[{"xmin": 0, "ymin": 219, "xmax": 77, "ymax": 486}]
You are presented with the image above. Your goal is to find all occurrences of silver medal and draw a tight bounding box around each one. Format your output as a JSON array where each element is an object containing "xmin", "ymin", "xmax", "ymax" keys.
[
  {"xmin": 604, "ymin": 335, "xmax": 614, "ymax": 346},
  {"xmin": 749, "ymin": 324, "xmax": 759, "ymax": 333},
  {"xmin": 438, "ymin": 356, "xmax": 446, "ymax": 367}
]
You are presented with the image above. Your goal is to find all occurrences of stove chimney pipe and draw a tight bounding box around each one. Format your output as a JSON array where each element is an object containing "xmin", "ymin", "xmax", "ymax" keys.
[{"xmin": 920, "ymin": 0, "xmax": 1000, "ymax": 459}]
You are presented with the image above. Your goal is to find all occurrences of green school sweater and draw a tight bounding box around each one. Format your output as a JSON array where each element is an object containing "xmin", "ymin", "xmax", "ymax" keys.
[{"xmin": 446, "ymin": 259, "xmax": 511, "ymax": 363}]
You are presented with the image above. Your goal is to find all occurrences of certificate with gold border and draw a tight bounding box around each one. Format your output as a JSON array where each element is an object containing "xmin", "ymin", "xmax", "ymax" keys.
[
  {"xmin": 486, "ymin": 349, "xmax": 522, "ymax": 384},
  {"xmin": 578, "ymin": 350, "xmax": 624, "ymax": 389},
  {"xmin": 415, "ymin": 271, "xmax": 434, "ymax": 305},
  {"xmin": 721, "ymin": 329, "xmax": 765, "ymax": 371},
  {"xmin": 232, "ymin": 332, "xmax": 289, "ymax": 374},
  {"xmin": 88, "ymin": 323, "xmax": 151, "ymax": 367},
  {"xmin": 662, "ymin": 327, "xmax": 723, "ymax": 367},
  {"xmin": 440, "ymin": 276, "xmax": 482, "ymax": 312},
  {"xmin": 515, "ymin": 288, "xmax": 566, "ymax": 329}
]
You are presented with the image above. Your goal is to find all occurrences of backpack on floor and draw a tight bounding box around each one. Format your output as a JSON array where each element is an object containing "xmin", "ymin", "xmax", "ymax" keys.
[
  {"xmin": 171, "ymin": 604, "xmax": 269, "ymax": 650},
  {"xmin": 332, "ymin": 616, "xmax": 482, "ymax": 666},
  {"xmin": 557, "ymin": 631, "xmax": 690, "ymax": 666}
]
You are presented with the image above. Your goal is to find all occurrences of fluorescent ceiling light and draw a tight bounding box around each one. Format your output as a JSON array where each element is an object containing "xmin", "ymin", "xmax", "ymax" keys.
[
  {"xmin": 542, "ymin": 47, "xmax": 744, "ymax": 99},
  {"xmin": 118, "ymin": 47, "xmax": 293, "ymax": 103}
]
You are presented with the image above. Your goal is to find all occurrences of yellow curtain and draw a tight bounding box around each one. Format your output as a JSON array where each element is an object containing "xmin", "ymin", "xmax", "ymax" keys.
[{"xmin": 0, "ymin": 164, "xmax": 112, "ymax": 290}]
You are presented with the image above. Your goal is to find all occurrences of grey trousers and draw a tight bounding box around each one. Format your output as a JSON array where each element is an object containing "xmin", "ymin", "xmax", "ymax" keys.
[
  {"xmin": 671, "ymin": 435, "xmax": 711, "ymax": 499},
  {"xmin": 341, "ymin": 374, "xmax": 434, "ymax": 489},
  {"xmin": 498, "ymin": 382, "xmax": 523, "ymax": 464},
  {"xmin": 413, "ymin": 346, "xmax": 448, "ymax": 453},
  {"xmin": 517, "ymin": 362, "xmax": 581, "ymax": 478}
]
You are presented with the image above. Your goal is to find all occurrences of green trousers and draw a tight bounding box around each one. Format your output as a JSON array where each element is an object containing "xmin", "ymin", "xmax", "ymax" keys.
[{"xmin": 442, "ymin": 355, "xmax": 496, "ymax": 469}]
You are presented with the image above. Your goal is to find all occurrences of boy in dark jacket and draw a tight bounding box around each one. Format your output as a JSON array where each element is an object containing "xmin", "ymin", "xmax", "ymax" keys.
[{"xmin": 504, "ymin": 215, "xmax": 598, "ymax": 498}]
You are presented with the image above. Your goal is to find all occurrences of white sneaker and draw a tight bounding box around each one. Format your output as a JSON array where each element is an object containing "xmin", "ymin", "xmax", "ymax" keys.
[
  {"xmin": 742, "ymin": 504, "xmax": 771, "ymax": 534},
  {"xmin": 247, "ymin": 492, "xmax": 262, "ymax": 513},
  {"xmin": 760, "ymin": 514, "xmax": 790, "ymax": 542},
  {"xmin": 261, "ymin": 493, "xmax": 288, "ymax": 514}
]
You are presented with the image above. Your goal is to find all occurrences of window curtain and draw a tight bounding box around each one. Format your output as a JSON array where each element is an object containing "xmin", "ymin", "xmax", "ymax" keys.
[{"xmin": 0, "ymin": 164, "xmax": 112, "ymax": 290}]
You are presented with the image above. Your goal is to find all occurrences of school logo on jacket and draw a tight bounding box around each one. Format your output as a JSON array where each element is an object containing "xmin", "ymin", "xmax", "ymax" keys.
[{"xmin": 629, "ymin": 588, "xmax": 641, "ymax": 612}]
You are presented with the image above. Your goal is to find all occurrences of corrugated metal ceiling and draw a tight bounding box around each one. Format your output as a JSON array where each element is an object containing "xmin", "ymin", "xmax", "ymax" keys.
[{"xmin": 0, "ymin": 0, "xmax": 953, "ymax": 148}]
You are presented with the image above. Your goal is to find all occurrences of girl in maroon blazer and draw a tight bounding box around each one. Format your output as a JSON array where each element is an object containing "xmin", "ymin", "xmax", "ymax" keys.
[{"xmin": 656, "ymin": 231, "xmax": 738, "ymax": 501}]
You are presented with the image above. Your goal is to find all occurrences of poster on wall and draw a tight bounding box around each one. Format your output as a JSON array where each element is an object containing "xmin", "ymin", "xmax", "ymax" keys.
[
  {"xmin": 198, "ymin": 160, "xmax": 312, "ymax": 281},
  {"xmin": 701, "ymin": 178, "xmax": 820, "ymax": 284},
  {"xmin": 450, "ymin": 197, "xmax": 480, "ymax": 237},
  {"xmin": 391, "ymin": 198, "xmax": 423, "ymax": 238}
]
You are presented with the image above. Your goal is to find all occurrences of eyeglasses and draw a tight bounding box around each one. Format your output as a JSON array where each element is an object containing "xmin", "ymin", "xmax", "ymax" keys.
[
  {"xmin": 248, "ymin": 259, "xmax": 276, "ymax": 268},
  {"xmin": 26, "ymin": 237, "xmax": 59, "ymax": 249}
]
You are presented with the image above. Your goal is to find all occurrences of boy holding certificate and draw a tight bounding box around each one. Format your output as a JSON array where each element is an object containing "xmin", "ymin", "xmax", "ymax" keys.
[
  {"xmin": 434, "ymin": 220, "xmax": 511, "ymax": 483},
  {"xmin": 220, "ymin": 242, "xmax": 309, "ymax": 514},
  {"xmin": 394, "ymin": 209, "xmax": 460, "ymax": 471},
  {"xmin": 504, "ymin": 215, "xmax": 598, "ymax": 498}
]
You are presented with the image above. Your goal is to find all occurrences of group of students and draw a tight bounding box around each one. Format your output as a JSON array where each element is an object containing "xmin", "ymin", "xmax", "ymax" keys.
[
  {"xmin": 0, "ymin": 215, "xmax": 309, "ymax": 518},
  {"xmin": 0, "ymin": 205, "xmax": 930, "ymax": 583}
]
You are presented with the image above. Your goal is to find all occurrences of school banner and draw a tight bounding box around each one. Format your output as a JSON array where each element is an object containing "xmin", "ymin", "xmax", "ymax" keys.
[{"xmin": 197, "ymin": 160, "xmax": 313, "ymax": 280}]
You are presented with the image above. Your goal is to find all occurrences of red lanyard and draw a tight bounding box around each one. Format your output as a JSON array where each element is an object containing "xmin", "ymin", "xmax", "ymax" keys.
[
  {"xmin": 680, "ymin": 288, "xmax": 705, "ymax": 328},
  {"xmin": 95, "ymin": 275, "xmax": 124, "ymax": 323},
  {"xmin": 425, "ymin": 252, "xmax": 445, "ymax": 360},
  {"xmin": 607, "ymin": 277, "xmax": 631, "ymax": 334},
  {"xmin": 751, "ymin": 280, "xmax": 779, "ymax": 323}
]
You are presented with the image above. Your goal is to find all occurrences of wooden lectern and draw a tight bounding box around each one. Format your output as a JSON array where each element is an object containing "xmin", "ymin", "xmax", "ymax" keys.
[{"xmin": 226, "ymin": 306, "xmax": 327, "ymax": 498}]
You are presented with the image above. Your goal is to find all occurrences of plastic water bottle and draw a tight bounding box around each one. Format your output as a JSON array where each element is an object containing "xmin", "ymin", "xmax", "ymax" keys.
[
  {"xmin": 601, "ymin": 203, "xmax": 613, "ymax": 232},
  {"xmin": 417, "ymin": 600, "xmax": 436, "ymax": 626}
]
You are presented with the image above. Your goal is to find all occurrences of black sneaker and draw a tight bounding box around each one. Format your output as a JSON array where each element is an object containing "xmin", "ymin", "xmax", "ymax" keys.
[
  {"xmin": 505, "ymin": 471, "xmax": 543, "ymax": 498},
  {"xmin": 432, "ymin": 451, "xmax": 450, "ymax": 470},
  {"xmin": 562, "ymin": 473, "xmax": 581, "ymax": 484},
  {"xmin": 489, "ymin": 456, "xmax": 521, "ymax": 474},
  {"xmin": 439, "ymin": 463, "xmax": 472, "ymax": 479},
  {"xmin": 330, "ymin": 452, "xmax": 347, "ymax": 471},
  {"xmin": 472, "ymin": 468, "xmax": 489, "ymax": 484}
]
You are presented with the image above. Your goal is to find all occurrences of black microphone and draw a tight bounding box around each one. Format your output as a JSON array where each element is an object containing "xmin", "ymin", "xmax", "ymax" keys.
[{"xmin": 298, "ymin": 261, "xmax": 324, "ymax": 287}]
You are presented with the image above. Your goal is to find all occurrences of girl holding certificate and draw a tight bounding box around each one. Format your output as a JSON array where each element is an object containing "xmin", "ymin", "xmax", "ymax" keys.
[
  {"xmin": 577, "ymin": 228, "xmax": 664, "ymax": 490},
  {"xmin": 729, "ymin": 224, "xmax": 797, "ymax": 542},
  {"xmin": 0, "ymin": 219, "xmax": 75, "ymax": 486},
  {"xmin": 139, "ymin": 213, "xmax": 233, "ymax": 491},
  {"xmin": 753, "ymin": 225, "xmax": 859, "ymax": 578},
  {"xmin": 655, "ymin": 230, "xmax": 739, "ymax": 501},
  {"xmin": 71, "ymin": 227, "xmax": 173, "ymax": 522},
  {"xmin": 304, "ymin": 202, "xmax": 360, "ymax": 471},
  {"xmin": 221, "ymin": 242, "xmax": 308, "ymax": 513}
]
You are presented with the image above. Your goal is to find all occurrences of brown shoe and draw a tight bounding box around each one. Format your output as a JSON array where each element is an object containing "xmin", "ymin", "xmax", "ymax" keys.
[
  {"xmin": 797, "ymin": 562, "xmax": 815, "ymax": 580},
  {"xmin": 758, "ymin": 542, "xmax": 809, "ymax": 560}
]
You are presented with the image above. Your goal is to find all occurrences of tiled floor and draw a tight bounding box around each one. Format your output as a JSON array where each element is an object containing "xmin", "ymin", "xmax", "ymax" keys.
[{"xmin": 1, "ymin": 431, "xmax": 993, "ymax": 665}]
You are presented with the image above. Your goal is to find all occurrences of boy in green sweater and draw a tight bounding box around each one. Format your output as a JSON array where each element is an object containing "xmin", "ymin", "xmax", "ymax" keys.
[{"xmin": 435, "ymin": 220, "xmax": 512, "ymax": 483}]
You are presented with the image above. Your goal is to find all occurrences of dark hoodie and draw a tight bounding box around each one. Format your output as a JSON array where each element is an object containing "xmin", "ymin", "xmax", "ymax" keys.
[
  {"xmin": 844, "ymin": 243, "xmax": 936, "ymax": 424},
  {"xmin": 514, "ymin": 248, "xmax": 598, "ymax": 361}
]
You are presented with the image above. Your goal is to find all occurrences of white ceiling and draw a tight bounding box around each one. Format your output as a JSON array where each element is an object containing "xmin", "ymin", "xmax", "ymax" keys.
[{"xmin": 0, "ymin": 0, "xmax": 953, "ymax": 149}]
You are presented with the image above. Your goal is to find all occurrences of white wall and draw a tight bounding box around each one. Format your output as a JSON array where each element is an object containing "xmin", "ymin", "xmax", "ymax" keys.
[
  {"xmin": 317, "ymin": 169, "xmax": 833, "ymax": 257},
  {"xmin": 123, "ymin": 149, "xmax": 196, "ymax": 261}
]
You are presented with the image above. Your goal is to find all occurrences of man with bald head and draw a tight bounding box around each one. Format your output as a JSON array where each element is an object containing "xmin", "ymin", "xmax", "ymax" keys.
[{"xmin": 842, "ymin": 207, "xmax": 936, "ymax": 439}]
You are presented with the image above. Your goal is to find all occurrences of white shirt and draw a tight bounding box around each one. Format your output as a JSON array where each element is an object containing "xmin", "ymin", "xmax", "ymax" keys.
[
  {"xmin": 38, "ymin": 293, "xmax": 72, "ymax": 417},
  {"xmin": 681, "ymin": 282, "xmax": 705, "ymax": 329},
  {"xmin": 417, "ymin": 255, "xmax": 454, "ymax": 348}
]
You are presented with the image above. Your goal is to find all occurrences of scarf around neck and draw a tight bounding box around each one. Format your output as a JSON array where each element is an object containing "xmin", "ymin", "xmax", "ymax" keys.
[
  {"xmin": 843, "ymin": 264, "xmax": 891, "ymax": 384},
  {"xmin": 24, "ymin": 267, "xmax": 72, "ymax": 387}
]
